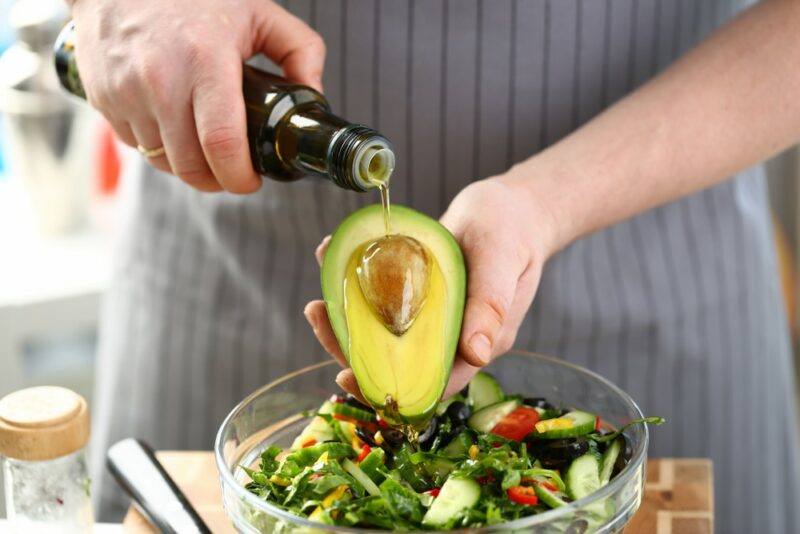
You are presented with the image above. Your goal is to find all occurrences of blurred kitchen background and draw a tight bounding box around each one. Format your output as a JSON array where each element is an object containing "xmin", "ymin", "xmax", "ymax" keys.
[{"xmin": 1, "ymin": 0, "xmax": 800, "ymax": 520}]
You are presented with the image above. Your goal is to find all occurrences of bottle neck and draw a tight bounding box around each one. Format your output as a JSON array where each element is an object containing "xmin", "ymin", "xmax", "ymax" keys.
[{"xmin": 276, "ymin": 106, "xmax": 395, "ymax": 191}]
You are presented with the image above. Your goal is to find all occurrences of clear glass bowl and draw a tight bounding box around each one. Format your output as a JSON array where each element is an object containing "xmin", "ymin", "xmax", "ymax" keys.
[{"xmin": 215, "ymin": 351, "xmax": 648, "ymax": 533}]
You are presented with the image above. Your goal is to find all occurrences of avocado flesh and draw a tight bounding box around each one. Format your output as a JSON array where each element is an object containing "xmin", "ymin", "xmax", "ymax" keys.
[{"xmin": 322, "ymin": 204, "xmax": 465, "ymax": 426}]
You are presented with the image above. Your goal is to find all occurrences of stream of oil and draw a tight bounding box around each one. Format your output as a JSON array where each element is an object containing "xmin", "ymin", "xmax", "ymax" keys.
[{"xmin": 378, "ymin": 183, "xmax": 391, "ymax": 235}]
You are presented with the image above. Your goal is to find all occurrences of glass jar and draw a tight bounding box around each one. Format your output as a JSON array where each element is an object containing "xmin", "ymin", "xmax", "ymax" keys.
[{"xmin": 0, "ymin": 386, "xmax": 93, "ymax": 533}]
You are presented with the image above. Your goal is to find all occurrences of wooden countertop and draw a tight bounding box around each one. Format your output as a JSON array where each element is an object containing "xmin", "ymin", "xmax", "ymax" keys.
[{"xmin": 123, "ymin": 453, "xmax": 713, "ymax": 533}]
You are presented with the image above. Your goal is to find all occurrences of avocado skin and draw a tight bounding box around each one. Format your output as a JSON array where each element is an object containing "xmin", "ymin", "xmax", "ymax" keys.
[{"xmin": 321, "ymin": 204, "xmax": 466, "ymax": 425}]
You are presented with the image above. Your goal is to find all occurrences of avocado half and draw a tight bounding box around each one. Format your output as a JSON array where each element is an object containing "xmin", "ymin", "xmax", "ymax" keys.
[{"xmin": 321, "ymin": 204, "xmax": 466, "ymax": 425}]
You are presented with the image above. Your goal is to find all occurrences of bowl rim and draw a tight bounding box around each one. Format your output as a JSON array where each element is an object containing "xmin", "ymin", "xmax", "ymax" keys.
[{"xmin": 214, "ymin": 350, "xmax": 649, "ymax": 533}]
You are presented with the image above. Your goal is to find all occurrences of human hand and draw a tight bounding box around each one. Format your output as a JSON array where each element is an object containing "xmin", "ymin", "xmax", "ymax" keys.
[
  {"xmin": 70, "ymin": 0, "xmax": 325, "ymax": 192},
  {"xmin": 304, "ymin": 177, "xmax": 558, "ymax": 398}
]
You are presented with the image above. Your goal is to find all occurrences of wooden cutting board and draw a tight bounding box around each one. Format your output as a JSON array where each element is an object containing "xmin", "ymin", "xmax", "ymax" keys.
[{"xmin": 123, "ymin": 453, "xmax": 713, "ymax": 533}]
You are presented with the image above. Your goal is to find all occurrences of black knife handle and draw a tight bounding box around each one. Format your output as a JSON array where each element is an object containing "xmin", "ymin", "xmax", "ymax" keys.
[{"xmin": 106, "ymin": 438, "xmax": 211, "ymax": 534}]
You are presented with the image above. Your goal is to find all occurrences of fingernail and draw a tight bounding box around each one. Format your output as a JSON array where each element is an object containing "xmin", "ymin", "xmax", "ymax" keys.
[{"xmin": 469, "ymin": 333, "xmax": 492, "ymax": 365}]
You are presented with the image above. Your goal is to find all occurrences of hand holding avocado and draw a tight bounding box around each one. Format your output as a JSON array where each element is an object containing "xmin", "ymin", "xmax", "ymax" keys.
[{"xmin": 304, "ymin": 177, "xmax": 557, "ymax": 404}]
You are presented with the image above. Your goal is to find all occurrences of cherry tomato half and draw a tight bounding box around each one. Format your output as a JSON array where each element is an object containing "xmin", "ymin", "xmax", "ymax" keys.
[{"xmin": 491, "ymin": 406, "xmax": 541, "ymax": 441}]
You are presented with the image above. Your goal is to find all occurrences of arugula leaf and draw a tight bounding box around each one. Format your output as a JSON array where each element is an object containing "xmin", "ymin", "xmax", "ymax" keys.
[
  {"xmin": 590, "ymin": 416, "xmax": 666, "ymax": 443},
  {"xmin": 379, "ymin": 477, "xmax": 424, "ymax": 523}
]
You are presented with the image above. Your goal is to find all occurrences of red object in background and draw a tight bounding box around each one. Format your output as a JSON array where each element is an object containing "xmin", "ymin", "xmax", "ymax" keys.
[
  {"xmin": 491, "ymin": 407, "xmax": 541, "ymax": 441},
  {"xmin": 426, "ymin": 488, "xmax": 441, "ymax": 498},
  {"xmin": 506, "ymin": 486, "xmax": 539, "ymax": 506},
  {"xmin": 95, "ymin": 123, "xmax": 121, "ymax": 196}
]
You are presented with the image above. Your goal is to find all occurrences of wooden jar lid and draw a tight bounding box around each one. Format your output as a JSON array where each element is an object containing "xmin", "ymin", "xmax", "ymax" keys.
[{"xmin": 0, "ymin": 386, "xmax": 90, "ymax": 461}]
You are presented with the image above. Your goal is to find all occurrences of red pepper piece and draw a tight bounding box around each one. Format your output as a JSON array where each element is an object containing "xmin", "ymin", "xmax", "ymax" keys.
[
  {"xmin": 426, "ymin": 488, "xmax": 441, "ymax": 498},
  {"xmin": 507, "ymin": 485, "xmax": 539, "ymax": 506},
  {"xmin": 536, "ymin": 480, "xmax": 559, "ymax": 492},
  {"xmin": 476, "ymin": 474, "xmax": 495, "ymax": 485},
  {"xmin": 356, "ymin": 444, "xmax": 371, "ymax": 463}
]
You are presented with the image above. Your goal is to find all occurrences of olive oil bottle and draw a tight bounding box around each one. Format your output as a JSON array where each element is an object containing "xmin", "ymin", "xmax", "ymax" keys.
[{"xmin": 53, "ymin": 22, "xmax": 395, "ymax": 192}]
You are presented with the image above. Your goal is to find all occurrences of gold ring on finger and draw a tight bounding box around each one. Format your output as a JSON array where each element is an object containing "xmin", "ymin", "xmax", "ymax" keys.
[{"xmin": 137, "ymin": 144, "xmax": 166, "ymax": 158}]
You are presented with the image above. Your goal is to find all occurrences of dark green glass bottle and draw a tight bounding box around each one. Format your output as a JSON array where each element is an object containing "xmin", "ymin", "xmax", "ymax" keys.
[{"xmin": 53, "ymin": 22, "xmax": 394, "ymax": 192}]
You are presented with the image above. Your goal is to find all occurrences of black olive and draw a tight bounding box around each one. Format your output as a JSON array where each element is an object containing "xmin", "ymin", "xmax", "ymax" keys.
[
  {"xmin": 381, "ymin": 428, "xmax": 405, "ymax": 448},
  {"xmin": 446, "ymin": 401, "xmax": 470, "ymax": 423},
  {"xmin": 522, "ymin": 397, "xmax": 554, "ymax": 410},
  {"xmin": 527, "ymin": 438, "xmax": 589, "ymax": 469},
  {"xmin": 345, "ymin": 394, "xmax": 372, "ymax": 411},
  {"xmin": 418, "ymin": 417, "xmax": 439, "ymax": 448},
  {"xmin": 355, "ymin": 426, "xmax": 377, "ymax": 447},
  {"xmin": 613, "ymin": 436, "xmax": 631, "ymax": 475},
  {"xmin": 566, "ymin": 438, "xmax": 589, "ymax": 460}
]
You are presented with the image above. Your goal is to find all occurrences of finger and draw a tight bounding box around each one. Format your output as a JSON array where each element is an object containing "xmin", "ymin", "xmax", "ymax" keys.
[
  {"xmin": 157, "ymin": 103, "xmax": 222, "ymax": 192},
  {"xmin": 304, "ymin": 300, "xmax": 347, "ymax": 368},
  {"xmin": 315, "ymin": 235, "xmax": 331, "ymax": 267},
  {"xmin": 495, "ymin": 266, "xmax": 541, "ymax": 354},
  {"xmin": 105, "ymin": 117, "xmax": 137, "ymax": 147},
  {"xmin": 192, "ymin": 57, "xmax": 261, "ymax": 194},
  {"xmin": 443, "ymin": 358, "xmax": 481, "ymax": 398},
  {"xmin": 253, "ymin": 3, "xmax": 326, "ymax": 91},
  {"xmin": 129, "ymin": 117, "xmax": 171, "ymax": 174},
  {"xmin": 458, "ymin": 241, "xmax": 523, "ymax": 367},
  {"xmin": 335, "ymin": 369, "xmax": 366, "ymax": 405}
]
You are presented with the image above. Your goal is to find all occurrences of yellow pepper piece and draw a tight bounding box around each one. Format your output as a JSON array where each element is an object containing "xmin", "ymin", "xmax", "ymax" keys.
[
  {"xmin": 309, "ymin": 484, "xmax": 350, "ymax": 522},
  {"xmin": 468, "ymin": 444, "xmax": 480, "ymax": 460},
  {"xmin": 308, "ymin": 507, "xmax": 324, "ymax": 521},
  {"xmin": 535, "ymin": 417, "xmax": 574, "ymax": 433},
  {"xmin": 268, "ymin": 474, "xmax": 291, "ymax": 486},
  {"xmin": 374, "ymin": 431, "xmax": 384, "ymax": 445},
  {"xmin": 322, "ymin": 485, "xmax": 349, "ymax": 508}
]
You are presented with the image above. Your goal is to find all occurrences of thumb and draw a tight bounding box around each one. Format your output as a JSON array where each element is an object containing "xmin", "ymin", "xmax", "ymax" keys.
[
  {"xmin": 459, "ymin": 245, "xmax": 520, "ymax": 367},
  {"xmin": 254, "ymin": 2, "xmax": 327, "ymax": 91}
]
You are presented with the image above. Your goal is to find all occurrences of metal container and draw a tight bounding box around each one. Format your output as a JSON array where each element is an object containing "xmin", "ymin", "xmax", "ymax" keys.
[{"xmin": 0, "ymin": 0, "xmax": 93, "ymax": 235}]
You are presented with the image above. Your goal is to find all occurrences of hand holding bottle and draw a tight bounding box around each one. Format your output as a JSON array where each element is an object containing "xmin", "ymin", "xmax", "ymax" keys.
[
  {"xmin": 68, "ymin": 0, "xmax": 326, "ymax": 192},
  {"xmin": 304, "ymin": 177, "xmax": 558, "ymax": 397}
]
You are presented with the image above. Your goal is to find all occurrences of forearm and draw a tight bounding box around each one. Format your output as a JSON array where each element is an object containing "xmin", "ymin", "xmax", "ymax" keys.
[{"xmin": 505, "ymin": 0, "xmax": 800, "ymax": 252}]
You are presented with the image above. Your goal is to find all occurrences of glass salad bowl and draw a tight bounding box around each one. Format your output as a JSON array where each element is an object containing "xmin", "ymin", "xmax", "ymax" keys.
[{"xmin": 215, "ymin": 351, "xmax": 648, "ymax": 533}]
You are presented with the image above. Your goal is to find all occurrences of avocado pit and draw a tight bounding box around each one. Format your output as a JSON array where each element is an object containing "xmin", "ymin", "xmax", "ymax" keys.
[{"xmin": 356, "ymin": 234, "xmax": 431, "ymax": 336}]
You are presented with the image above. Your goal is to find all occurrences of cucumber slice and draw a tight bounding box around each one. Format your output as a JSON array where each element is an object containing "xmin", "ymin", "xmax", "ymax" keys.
[
  {"xmin": 467, "ymin": 399, "xmax": 521, "ymax": 433},
  {"xmin": 359, "ymin": 448, "xmax": 386, "ymax": 485},
  {"xmin": 330, "ymin": 402, "xmax": 376, "ymax": 422},
  {"xmin": 533, "ymin": 484, "xmax": 568, "ymax": 509},
  {"xmin": 468, "ymin": 372, "xmax": 505, "ymax": 411},
  {"xmin": 421, "ymin": 477, "xmax": 481, "ymax": 527},
  {"xmin": 532, "ymin": 410, "xmax": 597, "ymax": 439},
  {"xmin": 599, "ymin": 437, "xmax": 623, "ymax": 486},
  {"xmin": 442, "ymin": 431, "xmax": 473, "ymax": 458},
  {"xmin": 422, "ymin": 457, "xmax": 456, "ymax": 484},
  {"xmin": 565, "ymin": 453, "xmax": 601, "ymax": 501}
]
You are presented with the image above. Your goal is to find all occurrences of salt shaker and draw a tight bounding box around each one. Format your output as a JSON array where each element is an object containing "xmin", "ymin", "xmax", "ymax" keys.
[{"xmin": 0, "ymin": 386, "xmax": 94, "ymax": 533}]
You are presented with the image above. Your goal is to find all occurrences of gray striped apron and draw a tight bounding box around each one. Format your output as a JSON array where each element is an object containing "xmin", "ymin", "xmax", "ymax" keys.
[{"xmin": 91, "ymin": 1, "xmax": 800, "ymax": 532}]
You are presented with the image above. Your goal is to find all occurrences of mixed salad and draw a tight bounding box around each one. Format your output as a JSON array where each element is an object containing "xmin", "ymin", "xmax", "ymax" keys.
[{"xmin": 244, "ymin": 372, "xmax": 663, "ymax": 531}]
